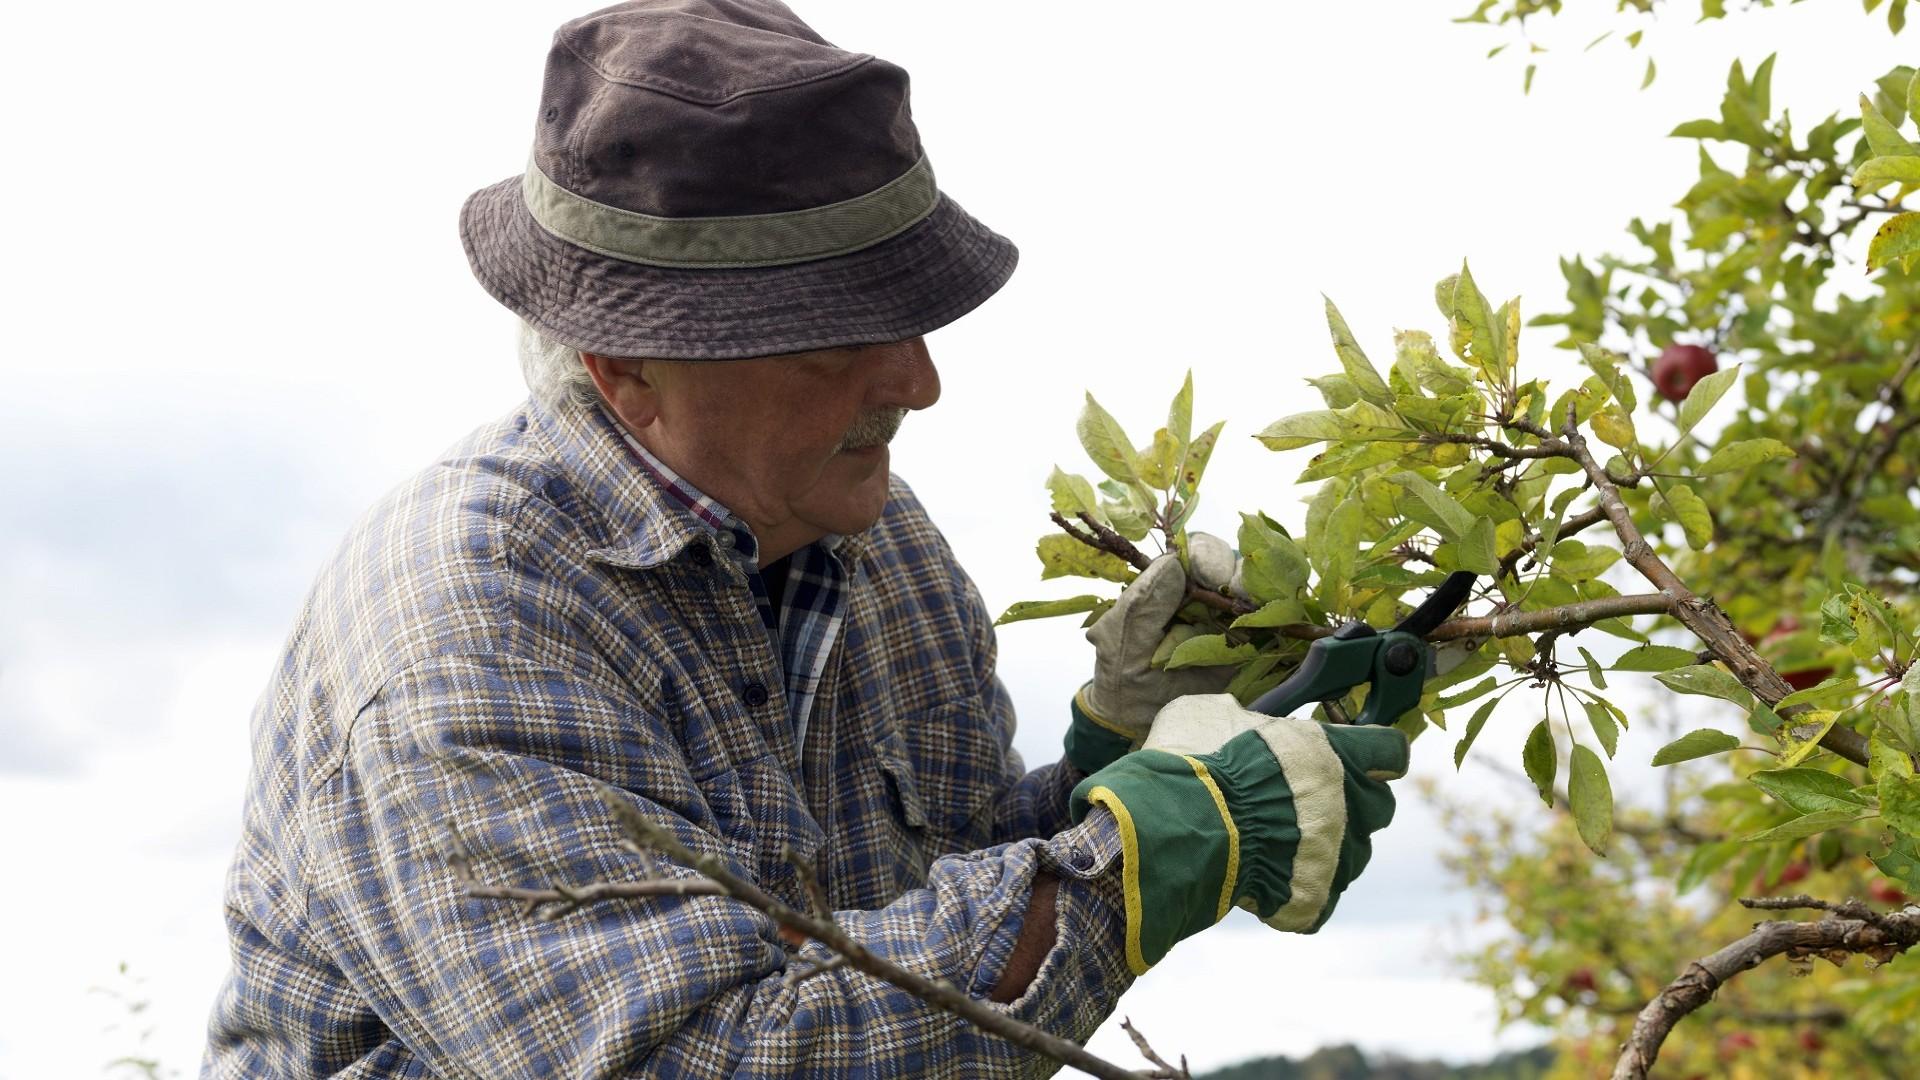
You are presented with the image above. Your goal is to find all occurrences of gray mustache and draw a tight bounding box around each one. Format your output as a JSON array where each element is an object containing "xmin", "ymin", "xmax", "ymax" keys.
[{"xmin": 839, "ymin": 408, "xmax": 908, "ymax": 451}]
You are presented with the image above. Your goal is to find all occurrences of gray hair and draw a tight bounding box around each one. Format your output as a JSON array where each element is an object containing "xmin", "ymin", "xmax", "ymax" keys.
[{"xmin": 517, "ymin": 321, "xmax": 603, "ymax": 409}]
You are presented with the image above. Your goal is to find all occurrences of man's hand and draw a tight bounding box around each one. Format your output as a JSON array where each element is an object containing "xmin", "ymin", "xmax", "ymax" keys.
[
  {"xmin": 1068, "ymin": 693, "xmax": 1407, "ymax": 974},
  {"xmin": 1063, "ymin": 534, "xmax": 1242, "ymax": 774}
]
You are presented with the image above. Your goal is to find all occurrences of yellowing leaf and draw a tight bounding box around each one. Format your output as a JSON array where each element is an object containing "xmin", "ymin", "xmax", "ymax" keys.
[
  {"xmin": 1779, "ymin": 709, "xmax": 1840, "ymax": 768},
  {"xmin": 1325, "ymin": 297, "xmax": 1392, "ymax": 407},
  {"xmin": 1036, "ymin": 533, "xmax": 1136, "ymax": 584},
  {"xmin": 1077, "ymin": 394, "xmax": 1139, "ymax": 484},
  {"xmin": 1869, "ymin": 211, "xmax": 1920, "ymax": 274},
  {"xmin": 1590, "ymin": 405, "xmax": 1637, "ymax": 449}
]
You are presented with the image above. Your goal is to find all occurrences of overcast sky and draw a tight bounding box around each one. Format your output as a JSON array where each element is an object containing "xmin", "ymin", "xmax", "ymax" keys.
[{"xmin": 0, "ymin": 2, "xmax": 1901, "ymax": 1076}]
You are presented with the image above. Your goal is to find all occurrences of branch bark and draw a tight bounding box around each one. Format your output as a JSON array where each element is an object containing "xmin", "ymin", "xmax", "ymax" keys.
[
  {"xmin": 1611, "ymin": 898, "xmax": 1920, "ymax": 1080},
  {"xmin": 461, "ymin": 794, "xmax": 1190, "ymax": 1080},
  {"xmin": 1542, "ymin": 405, "xmax": 1872, "ymax": 767}
]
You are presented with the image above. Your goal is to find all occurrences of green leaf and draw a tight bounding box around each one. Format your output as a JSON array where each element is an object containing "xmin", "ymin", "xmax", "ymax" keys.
[
  {"xmin": 1862, "ymin": 93, "xmax": 1919, "ymax": 157},
  {"xmin": 1615, "ymin": 644, "xmax": 1702, "ymax": 672},
  {"xmin": 1037, "ymin": 534, "xmax": 1136, "ymax": 584},
  {"xmin": 1874, "ymin": 832, "xmax": 1920, "ymax": 891},
  {"xmin": 1820, "ymin": 592, "xmax": 1861, "ymax": 646},
  {"xmin": 1165, "ymin": 633, "xmax": 1259, "ymax": 670},
  {"xmin": 1868, "ymin": 211, "xmax": 1920, "ymax": 274},
  {"xmin": 1670, "ymin": 118, "xmax": 1723, "ymax": 139},
  {"xmin": 1324, "ymin": 297, "xmax": 1391, "ymax": 408},
  {"xmin": 1881, "ymin": 773, "xmax": 1920, "ymax": 838},
  {"xmin": 1392, "ymin": 471, "xmax": 1479, "ymax": 540},
  {"xmin": 1135, "ymin": 428, "xmax": 1181, "ymax": 490},
  {"xmin": 1046, "ymin": 467, "xmax": 1106, "ymax": 525},
  {"xmin": 1741, "ymin": 809, "xmax": 1871, "ymax": 844},
  {"xmin": 1454, "ymin": 695, "xmax": 1500, "ymax": 769},
  {"xmin": 1750, "ymin": 768, "xmax": 1875, "ymax": 816},
  {"xmin": 1776, "ymin": 676, "xmax": 1857, "ymax": 711},
  {"xmin": 1676, "ymin": 365, "xmax": 1741, "ymax": 436},
  {"xmin": 1317, "ymin": 498, "xmax": 1365, "ymax": 599},
  {"xmin": 1458, "ymin": 517, "xmax": 1499, "ymax": 576},
  {"xmin": 1651, "ymin": 728, "xmax": 1741, "ymax": 766},
  {"xmin": 1654, "ymin": 664, "xmax": 1753, "ymax": 705},
  {"xmin": 1168, "ymin": 371, "xmax": 1193, "ymax": 448},
  {"xmin": 1569, "ymin": 746, "xmax": 1614, "ymax": 856},
  {"xmin": 1579, "ymin": 646, "xmax": 1608, "ymax": 690},
  {"xmin": 1254, "ymin": 401, "xmax": 1412, "ymax": 451},
  {"xmin": 1855, "ymin": 154, "xmax": 1920, "ymax": 192},
  {"xmin": 1230, "ymin": 598, "xmax": 1308, "ymax": 629},
  {"xmin": 1437, "ymin": 677, "xmax": 1498, "ymax": 711},
  {"xmin": 1661, "ymin": 483, "xmax": 1715, "ymax": 550},
  {"xmin": 1583, "ymin": 700, "xmax": 1620, "ymax": 758},
  {"xmin": 1676, "ymin": 841, "xmax": 1743, "ymax": 894},
  {"xmin": 1640, "ymin": 56, "xmax": 1656, "ymax": 90},
  {"xmin": 1176, "ymin": 420, "xmax": 1225, "ymax": 501},
  {"xmin": 1449, "ymin": 262, "xmax": 1506, "ymax": 382},
  {"xmin": 1697, "ymin": 438, "xmax": 1794, "ymax": 476},
  {"xmin": 995, "ymin": 594, "xmax": 1109, "ymax": 626},
  {"xmin": 1779, "ymin": 709, "xmax": 1840, "ymax": 768},
  {"xmin": 1077, "ymin": 394, "xmax": 1140, "ymax": 484},
  {"xmin": 1237, "ymin": 513, "xmax": 1311, "ymax": 606},
  {"xmin": 1523, "ymin": 720, "xmax": 1556, "ymax": 806}
]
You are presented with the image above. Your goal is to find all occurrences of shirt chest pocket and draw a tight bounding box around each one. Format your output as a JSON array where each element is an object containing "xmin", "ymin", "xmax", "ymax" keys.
[{"xmin": 874, "ymin": 701, "xmax": 1008, "ymax": 855}]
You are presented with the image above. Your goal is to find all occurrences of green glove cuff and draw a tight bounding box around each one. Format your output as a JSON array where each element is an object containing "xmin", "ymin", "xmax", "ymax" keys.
[
  {"xmin": 1068, "ymin": 732, "xmax": 1295, "ymax": 975},
  {"xmin": 1064, "ymin": 684, "xmax": 1138, "ymax": 775}
]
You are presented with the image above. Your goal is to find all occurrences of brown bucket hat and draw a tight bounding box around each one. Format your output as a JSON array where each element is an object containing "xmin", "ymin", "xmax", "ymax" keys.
[{"xmin": 460, "ymin": 0, "xmax": 1018, "ymax": 361}]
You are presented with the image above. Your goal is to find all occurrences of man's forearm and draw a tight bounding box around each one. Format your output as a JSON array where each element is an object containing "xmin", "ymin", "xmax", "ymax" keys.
[{"xmin": 989, "ymin": 871, "xmax": 1059, "ymax": 1004}]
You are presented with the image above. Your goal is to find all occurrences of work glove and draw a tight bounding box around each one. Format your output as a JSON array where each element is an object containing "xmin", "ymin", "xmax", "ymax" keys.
[
  {"xmin": 1063, "ymin": 533, "xmax": 1243, "ymax": 775},
  {"xmin": 1068, "ymin": 693, "xmax": 1408, "ymax": 975}
]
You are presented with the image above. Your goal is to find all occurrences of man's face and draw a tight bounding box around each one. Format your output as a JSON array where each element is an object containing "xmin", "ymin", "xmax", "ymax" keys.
[{"xmin": 587, "ymin": 337, "xmax": 940, "ymax": 561}]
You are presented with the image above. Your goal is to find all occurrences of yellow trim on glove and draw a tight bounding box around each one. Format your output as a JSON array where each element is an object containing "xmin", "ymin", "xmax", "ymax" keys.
[
  {"xmin": 1073, "ymin": 685, "xmax": 1137, "ymax": 738},
  {"xmin": 1082, "ymin": 785, "xmax": 1149, "ymax": 976},
  {"xmin": 1182, "ymin": 755, "xmax": 1240, "ymax": 922}
]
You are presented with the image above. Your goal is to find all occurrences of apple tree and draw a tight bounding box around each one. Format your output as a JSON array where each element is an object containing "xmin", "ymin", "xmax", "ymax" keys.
[{"xmin": 998, "ymin": 14, "xmax": 1920, "ymax": 1077}]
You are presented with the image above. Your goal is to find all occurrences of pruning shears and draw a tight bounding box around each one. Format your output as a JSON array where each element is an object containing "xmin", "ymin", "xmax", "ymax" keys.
[{"xmin": 1249, "ymin": 571, "xmax": 1482, "ymax": 726}]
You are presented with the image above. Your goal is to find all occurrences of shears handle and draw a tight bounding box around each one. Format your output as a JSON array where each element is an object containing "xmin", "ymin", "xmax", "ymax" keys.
[{"xmin": 1247, "ymin": 625, "xmax": 1431, "ymax": 726}]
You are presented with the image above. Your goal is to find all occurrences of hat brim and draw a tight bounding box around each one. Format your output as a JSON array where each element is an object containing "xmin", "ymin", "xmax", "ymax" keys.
[{"xmin": 459, "ymin": 175, "xmax": 1018, "ymax": 360}]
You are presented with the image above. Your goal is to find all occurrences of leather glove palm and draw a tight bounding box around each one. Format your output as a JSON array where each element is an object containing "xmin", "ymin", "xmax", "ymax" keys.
[
  {"xmin": 1069, "ymin": 693, "xmax": 1407, "ymax": 974},
  {"xmin": 1064, "ymin": 533, "xmax": 1242, "ymax": 774}
]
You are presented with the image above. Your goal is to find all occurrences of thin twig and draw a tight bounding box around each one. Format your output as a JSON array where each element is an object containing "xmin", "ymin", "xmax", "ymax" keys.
[
  {"xmin": 464, "ymin": 796, "xmax": 1180, "ymax": 1080},
  {"xmin": 1120, "ymin": 1016, "xmax": 1192, "ymax": 1080},
  {"xmin": 1051, "ymin": 511, "xmax": 1255, "ymax": 616}
]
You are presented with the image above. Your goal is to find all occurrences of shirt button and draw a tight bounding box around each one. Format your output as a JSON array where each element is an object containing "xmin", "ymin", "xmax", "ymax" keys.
[
  {"xmin": 688, "ymin": 544, "xmax": 713, "ymax": 568},
  {"xmin": 715, "ymin": 531, "xmax": 736, "ymax": 550},
  {"xmin": 742, "ymin": 681, "xmax": 770, "ymax": 708},
  {"xmin": 1069, "ymin": 846, "xmax": 1094, "ymax": 872}
]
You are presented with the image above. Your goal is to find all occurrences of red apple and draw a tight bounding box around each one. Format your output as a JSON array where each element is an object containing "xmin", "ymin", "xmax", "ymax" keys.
[
  {"xmin": 1869, "ymin": 878, "xmax": 1907, "ymax": 905},
  {"xmin": 1654, "ymin": 344, "xmax": 1719, "ymax": 403},
  {"xmin": 1718, "ymin": 1031, "xmax": 1758, "ymax": 1060},
  {"xmin": 1777, "ymin": 859, "xmax": 1811, "ymax": 886},
  {"xmin": 1563, "ymin": 968, "xmax": 1598, "ymax": 995},
  {"xmin": 1798, "ymin": 1029, "xmax": 1825, "ymax": 1054}
]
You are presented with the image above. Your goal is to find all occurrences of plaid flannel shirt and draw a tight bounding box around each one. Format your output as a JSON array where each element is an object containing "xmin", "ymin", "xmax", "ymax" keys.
[{"xmin": 202, "ymin": 390, "xmax": 1134, "ymax": 1078}]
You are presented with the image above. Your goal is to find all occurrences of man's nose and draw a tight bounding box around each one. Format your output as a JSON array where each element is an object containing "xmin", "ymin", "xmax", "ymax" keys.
[{"xmin": 868, "ymin": 336, "xmax": 940, "ymax": 411}]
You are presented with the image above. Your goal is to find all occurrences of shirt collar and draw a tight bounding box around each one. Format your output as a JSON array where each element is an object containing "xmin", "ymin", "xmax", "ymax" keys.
[{"xmin": 527, "ymin": 392, "xmax": 868, "ymax": 570}]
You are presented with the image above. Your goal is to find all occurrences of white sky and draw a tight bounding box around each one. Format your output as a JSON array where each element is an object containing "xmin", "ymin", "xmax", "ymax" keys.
[{"xmin": 0, "ymin": 2, "xmax": 1903, "ymax": 1076}]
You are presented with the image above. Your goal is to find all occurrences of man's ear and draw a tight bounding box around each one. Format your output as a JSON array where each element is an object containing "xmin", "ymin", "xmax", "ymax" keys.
[{"xmin": 582, "ymin": 353, "xmax": 662, "ymax": 429}]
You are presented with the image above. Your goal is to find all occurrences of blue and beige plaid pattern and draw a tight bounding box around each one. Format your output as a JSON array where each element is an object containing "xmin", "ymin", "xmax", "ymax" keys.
[
  {"xmin": 607, "ymin": 416, "xmax": 846, "ymax": 750},
  {"xmin": 201, "ymin": 391, "xmax": 1133, "ymax": 1077}
]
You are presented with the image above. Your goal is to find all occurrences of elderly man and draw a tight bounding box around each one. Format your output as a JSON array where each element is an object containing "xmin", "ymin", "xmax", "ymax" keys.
[{"xmin": 202, "ymin": 1, "xmax": 1406, "ymax": 1076}]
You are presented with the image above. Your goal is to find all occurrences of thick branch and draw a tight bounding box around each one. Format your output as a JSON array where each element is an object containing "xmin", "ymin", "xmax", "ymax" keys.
[{"xmin": 1611, "ymin": 901, "xmax": 1920, "ymax": 1080}]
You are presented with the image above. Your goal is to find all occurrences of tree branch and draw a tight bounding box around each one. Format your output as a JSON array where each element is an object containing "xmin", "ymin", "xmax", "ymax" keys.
[
  {"xmin": 461, "ymin": 795, "xmax": 1190, "ymax": 1080},
  {"xmin": 1545, "ymin": 405, "xmax": 1872, "ymax": 767},
  {"xmin": 1611, "ymin": 900, "xmax": 1920, "ymax": 1080}
]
